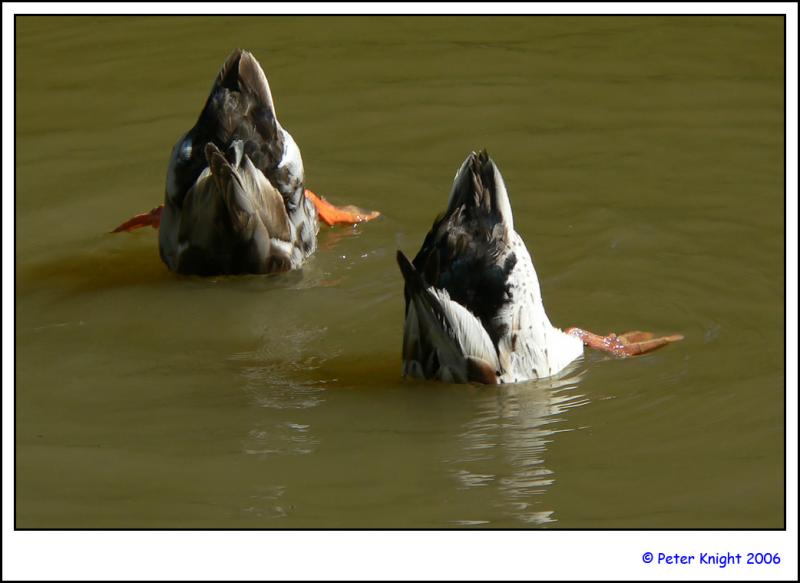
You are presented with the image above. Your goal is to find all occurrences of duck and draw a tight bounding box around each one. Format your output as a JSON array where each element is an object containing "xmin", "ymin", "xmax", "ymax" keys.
[
  {"xmin": 112, "ymin": 49, "xmax": 378, "ymax": 275},
  {"xmin": 396, "ymin": 150, "xmax": 683, "ymax": 384}
]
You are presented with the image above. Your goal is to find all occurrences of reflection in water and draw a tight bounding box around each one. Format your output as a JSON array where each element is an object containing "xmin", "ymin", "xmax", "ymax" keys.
[
  {"xmin": 231, "ymin": 325, "xmax": 335, "ymax": 521},
  {"xmin": 230, "ymin": 324, "xmax": 336, "ymax": 465},
  {"xmin": 448, "ymin": 363, "xmax": 590, "ymax": 526}
]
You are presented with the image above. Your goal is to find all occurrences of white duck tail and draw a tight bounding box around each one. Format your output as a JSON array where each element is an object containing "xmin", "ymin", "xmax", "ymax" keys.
[{"xmin": 398, "ymin": 150, "xmax": 583, "ymax": 384}]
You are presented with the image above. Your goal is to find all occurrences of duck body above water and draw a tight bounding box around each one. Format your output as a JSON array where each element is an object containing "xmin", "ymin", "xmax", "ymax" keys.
[
  {"xmin": 112, "ymin": 49, "xmax": 378, "ymax": 273},
  {"xmin": 159, "ymin": 49, "xmax": 317, "ymax": 275},
  {"xmin": 397, "ymin": 151, "xmax": 682, "ymax": 385},
  {"xmin": 398, "ymin": 151, "xmax": 582, "ymax": 384}
]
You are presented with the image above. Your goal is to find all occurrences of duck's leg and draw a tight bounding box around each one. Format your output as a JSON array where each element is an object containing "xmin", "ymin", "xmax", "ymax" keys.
[
  {"xmin": 111, "ymin": 205, "xmax": 164, "ymax": 233},
  {"xmin": 305, "ymin": 189, "xmax": 380, "ymax": 226},
  {"xmin": 565, "ymin": 327, "xmax": 684, "ymax": 358}
]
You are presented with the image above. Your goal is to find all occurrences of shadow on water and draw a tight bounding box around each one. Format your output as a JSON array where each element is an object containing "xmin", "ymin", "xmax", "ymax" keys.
[
  {"xmin": 17, "ymin": 222, "xmax": 372, "ymax": 298},
  {"xmin": 17, "ymin": 233, "xmax": 170, "ymax": 295}
]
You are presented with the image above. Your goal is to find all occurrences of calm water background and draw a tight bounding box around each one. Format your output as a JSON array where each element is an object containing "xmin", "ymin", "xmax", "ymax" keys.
[{"xmin": 15, "ymin": 16, "xmax": 784, "ymax": 528}]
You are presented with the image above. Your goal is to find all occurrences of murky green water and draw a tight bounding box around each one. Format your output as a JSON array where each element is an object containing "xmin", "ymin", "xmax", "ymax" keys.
[{"xmin": 15, "ymin": 16, "xmax": 784, "ymax": 528}]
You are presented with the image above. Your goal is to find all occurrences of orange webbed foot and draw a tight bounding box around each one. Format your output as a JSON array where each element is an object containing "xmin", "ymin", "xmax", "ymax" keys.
[
  {"xmin": 566, "ymin": 327, "xmax": 684, "ymax": 358},
  {"xmin": 305, "ymin": 189, "xmax": 380, "ymax": 227},
  {"xmin": 111, "ymin": 205, "xmax": 164, "ymax": 233}
]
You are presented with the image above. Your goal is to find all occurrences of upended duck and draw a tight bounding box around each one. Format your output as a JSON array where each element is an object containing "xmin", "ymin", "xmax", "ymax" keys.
[
  {"xmin": 113, "ymin": 49, "xmax": 378, "ymax": 275},
  {"xmin": 396, "ymin": 150, "xmax": 683, "ymax": 384}
]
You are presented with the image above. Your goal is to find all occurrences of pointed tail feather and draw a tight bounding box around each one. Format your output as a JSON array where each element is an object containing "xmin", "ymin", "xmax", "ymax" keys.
[
  {"xmin": 198, "ymin": 49, "xmax": 282, "ymax": 154},
  {"xmin": 236, "ymin": 50, "xmax": 276, "ymax": 116},
  {"xmin": 211, "ymin": 48, "xmax": 245, "ymax": 92},
  {"xmin": 445, "ymin": 149, "xmax": 514, "ymax": 232}
]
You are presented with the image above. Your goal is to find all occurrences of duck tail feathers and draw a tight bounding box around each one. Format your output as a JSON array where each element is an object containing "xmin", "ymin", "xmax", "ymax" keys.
[
  {"xmin": 236, "ymin": 50, "xmax": 277, "ymax": 118},
  {"xmin": 210, "ymin": 49, "xmax": 275, "ymax": 113},
  {"xmin": 396, "ymin": 251, "xmax": 499, "ymax": 384},
  {"xmin": 445, "ymin": 149, "xmax": 514, "ymax": 232},
  {"xmin": 199, "ymin": 49, "xmax": 281, "ymax": 150}
]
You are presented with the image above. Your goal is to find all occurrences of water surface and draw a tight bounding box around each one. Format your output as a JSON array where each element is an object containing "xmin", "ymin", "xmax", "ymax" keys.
[{"xmin": 15, "ymin": 16, "xmax": 784, "ymax": 528}]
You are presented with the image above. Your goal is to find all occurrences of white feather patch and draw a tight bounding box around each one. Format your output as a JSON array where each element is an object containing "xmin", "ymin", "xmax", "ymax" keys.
[
  {"xmin": 269, "ymin": 237, "xmax": 293, "ymax": 257},
  {"xmin": 491, "ymin": 163, "xmax": 514, "ymax": 232},
  {"xmin": 495, "ymin": 232, "xmax": 583, "ymax": 382},
  {"xmin": 428, "ymin": 287, "xmax": 500, "ymax": 371},
  {"xmin": 278, "ymin": 129, "xmax": 304, "ymax": 178}
]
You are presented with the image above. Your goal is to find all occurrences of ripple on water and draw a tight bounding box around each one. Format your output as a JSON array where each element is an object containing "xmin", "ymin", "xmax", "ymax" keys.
[
  {"xmin": 242, "ymin": 422, "xmax": 319, "ymax": 457},
  {"xmin": 230, "ymin": 325, "xmax": 334, "ymax": 467},
  {"xmin": 241, "ymin": 485, "xmax": 290, "ymax": 520},
  {"xmin": 229, "ymin": 325, "xmax": 339, "ymax": 410},
  {"xmin": 449, "ymin": 519, "xmax": 491, "ymax": 526}
]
